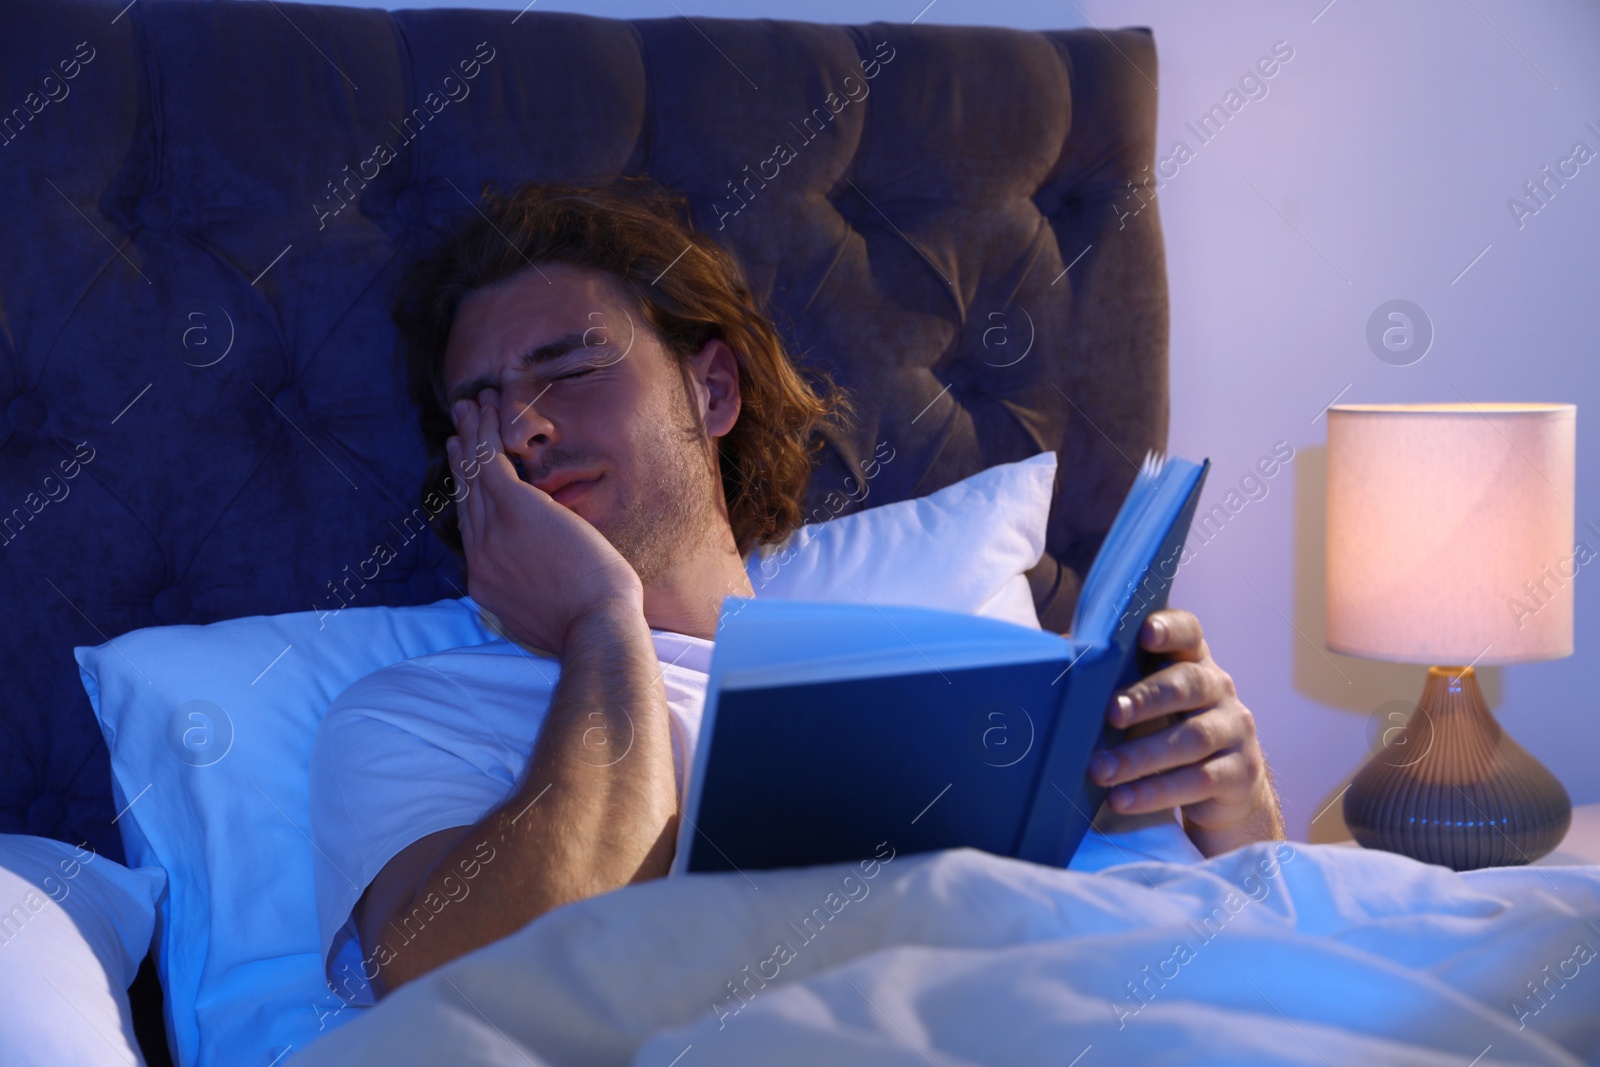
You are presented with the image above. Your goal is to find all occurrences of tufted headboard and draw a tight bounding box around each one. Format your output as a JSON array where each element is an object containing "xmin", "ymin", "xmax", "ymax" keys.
[{"xmin": 0, "ymin": 0, "xmax": 1166, "ymax": 862}]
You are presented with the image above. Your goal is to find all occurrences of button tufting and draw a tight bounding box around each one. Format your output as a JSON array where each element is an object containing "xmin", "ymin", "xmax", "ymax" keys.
[
  {"xmin": 153, "ymin": 586, "xmax": 193, "ymax": 625},
  {"xmin": 946, "ymin": 359, "xmax": 980, "ymax": 398},
  {"xmin": 135, "ymin": 191, "xmax": 176, "ymax": 231},
  {"xmin": 26, "ymin": 792, "xmax": 67, "ymax": 835},
  {"xmin": 270, "ymin": 386, "xmax": 310, "ymax": 425},
  {"xmin": 828, "ymin": 184, "xmax": 869, "ymax": 228},
  {"xmin": 5, "ymin": 393, "xmax": 47, "ymax": 437},
  {"xmin": 395, "ymin": 186, "xmax": 427, "ymax": 223}
]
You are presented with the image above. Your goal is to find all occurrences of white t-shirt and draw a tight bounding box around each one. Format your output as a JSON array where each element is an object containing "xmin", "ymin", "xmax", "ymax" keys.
[
  {"xmin": 307, "ymin": 623, "xmax": 1203, "ymax": 1008},
  {"xmin": 308, "ymin": 629, "xmax": 713, "ymax": 1006}
]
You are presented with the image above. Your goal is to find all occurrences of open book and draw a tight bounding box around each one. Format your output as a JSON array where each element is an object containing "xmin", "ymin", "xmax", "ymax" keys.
[{"xmin": 671, "ymin": 452, "xmax": 1211, "ymax": 875}]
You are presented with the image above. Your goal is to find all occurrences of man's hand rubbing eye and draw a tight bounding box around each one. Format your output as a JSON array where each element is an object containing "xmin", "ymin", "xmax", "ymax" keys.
[{"xmin": 449, "ymin": 391, "xmax": 644, "ymax": 659}]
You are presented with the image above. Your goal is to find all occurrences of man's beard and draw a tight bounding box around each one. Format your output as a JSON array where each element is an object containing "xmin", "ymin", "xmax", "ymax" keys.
[{"xmin": 598, "ymin": 385, "xmax": 721, "ymax": 587}]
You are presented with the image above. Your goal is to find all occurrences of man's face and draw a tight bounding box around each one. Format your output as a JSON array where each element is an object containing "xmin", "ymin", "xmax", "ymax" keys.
[{"xmin": 441, "ymin": 262, "xmax": 725, "ymax": 586}]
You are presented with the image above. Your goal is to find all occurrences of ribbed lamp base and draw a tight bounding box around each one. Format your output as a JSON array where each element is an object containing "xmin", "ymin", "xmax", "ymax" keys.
[{"xmin": 1343, "ymin": 666, "xmax": 1571, "ymax": 871}]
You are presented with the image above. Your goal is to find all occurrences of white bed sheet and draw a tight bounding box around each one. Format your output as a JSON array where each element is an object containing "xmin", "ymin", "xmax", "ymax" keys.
[{"xmin": 286, "ymin": 842, "xmax": 1600, "ymax": 1067}]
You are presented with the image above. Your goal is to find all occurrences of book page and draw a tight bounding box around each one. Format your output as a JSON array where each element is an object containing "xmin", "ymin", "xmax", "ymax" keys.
[{"xmin": 713, "ymin": 597, "xmax": 1078, "ymax": 690}]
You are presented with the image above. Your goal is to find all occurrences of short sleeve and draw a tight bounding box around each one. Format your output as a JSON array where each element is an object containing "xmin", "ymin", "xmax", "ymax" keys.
[{"xmin": 308, "ymin": 658, "xmax": 542, "ymax": 1005}]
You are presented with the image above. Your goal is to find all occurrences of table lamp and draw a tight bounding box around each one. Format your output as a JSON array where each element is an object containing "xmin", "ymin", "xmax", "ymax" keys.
[{"xmin": 1325, "ymin": 402, "xmax": 1575, "ymax": 870}]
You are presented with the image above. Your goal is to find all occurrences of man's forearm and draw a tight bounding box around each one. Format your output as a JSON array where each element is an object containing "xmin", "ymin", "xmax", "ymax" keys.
[{"xmin": 369, "ymin": 606, "xmax": 679, "ymax": 994}]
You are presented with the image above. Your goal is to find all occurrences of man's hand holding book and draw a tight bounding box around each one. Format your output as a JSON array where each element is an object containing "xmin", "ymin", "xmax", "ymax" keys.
[{"xmin": 1090, "ymin": 608, "xmax": 1287, "ymax": 858}]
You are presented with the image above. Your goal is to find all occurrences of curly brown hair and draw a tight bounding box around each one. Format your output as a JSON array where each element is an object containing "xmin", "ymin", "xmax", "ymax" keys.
[{"xmin": 392, "ymin": 177, "xmax": 857, "ymax": 564}]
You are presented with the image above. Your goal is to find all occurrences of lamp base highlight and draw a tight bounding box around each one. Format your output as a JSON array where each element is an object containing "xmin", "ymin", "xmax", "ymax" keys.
[{"xmin": 1343, "ymin": 666, "xmax": 1571, "ymax": 871}]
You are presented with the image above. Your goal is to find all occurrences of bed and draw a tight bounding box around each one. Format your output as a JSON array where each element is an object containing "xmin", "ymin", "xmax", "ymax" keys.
[{"xmin": 4, "ymin": 2, "xmax": 1597, "ymax": 1065}]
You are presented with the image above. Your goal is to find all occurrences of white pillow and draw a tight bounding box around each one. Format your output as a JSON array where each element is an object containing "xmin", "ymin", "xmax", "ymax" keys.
[
  {"xmin": 76, "ymin": 599, "xmax": 496, "ymax": 1067},
  {"xmin": 746, "ymin": 449, "xmax": 1056, "ymax": 629},
  {"xmin": 0, "ymin": 833, "xmax": 166, "ymax": 1067},
  {"xmin": 73, "ymin": 450, "xmax": 1059, "ymax": 1066}
]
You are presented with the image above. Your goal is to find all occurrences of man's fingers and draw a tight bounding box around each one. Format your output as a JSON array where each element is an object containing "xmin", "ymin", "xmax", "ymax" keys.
[
  {"xmin": 470, "ymin": 395, "xmax": 524, "ymax": 519},
  {"xmin": 469, "ymin": 394, "xmax": 513, "ymax": 509},
  {"xmin": 455, "ymin": 395, "xmax": 478, "ymax": 443},
  {"xmin": 473, "ymin": 388, "xmax": 500, "ymax": 462},
  {"xmin": 462, "ymin": 439, "xmax": 489, "ymax": 542},
  {"xmin": 1105, "ymin": 751, "xmax": 1251, "ymax": 816},
  {"xmin": 1139, "ymin": 609, "xmax": 1205, "ymax": 660},
  {"xmin": 1091, "ymin": 706, "xmax": 1235, "ymax": 787},
  {"xmin": 1109, "ymin": 659, "xmax": 1230, "ymax": 727},
  {"xmin": 474, "ymin": 388, "xmax": 498, "ymax": 455},
  {"xmin": 454, "ymin": 401, "xmax": 491, "ymax": 539},
  {"xmin": 446, "ymin": 436, "xmax": 475, "ymax": 548}
]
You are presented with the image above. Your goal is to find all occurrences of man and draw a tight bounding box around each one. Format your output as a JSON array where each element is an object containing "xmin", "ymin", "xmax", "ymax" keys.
[{"xmin": 308, "ymin": 179, "xmax": 1284, "ymax": 1007}]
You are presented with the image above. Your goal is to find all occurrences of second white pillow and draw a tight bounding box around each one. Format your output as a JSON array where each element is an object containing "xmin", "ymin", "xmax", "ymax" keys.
[{"xmin": 745, "ymin": 449, "xmax": 1057, "ymax": 630}]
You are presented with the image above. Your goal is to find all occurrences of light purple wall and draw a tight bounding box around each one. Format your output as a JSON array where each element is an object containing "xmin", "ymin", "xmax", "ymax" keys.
[{"xmin": 1072, "ymin": 0, "xmax": 1600, "ymax": 841}]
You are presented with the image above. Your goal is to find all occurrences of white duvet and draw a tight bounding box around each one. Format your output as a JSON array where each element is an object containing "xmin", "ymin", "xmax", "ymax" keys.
[{"xmin": 288, "ymin": 842, "xmax": 1600, "ymax": 1066}]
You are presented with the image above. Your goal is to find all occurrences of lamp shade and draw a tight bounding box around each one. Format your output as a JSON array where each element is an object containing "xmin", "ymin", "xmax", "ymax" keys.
[{"xmin": 1326, "ymin": 403, "xmax": 1576, "ymax": 665}]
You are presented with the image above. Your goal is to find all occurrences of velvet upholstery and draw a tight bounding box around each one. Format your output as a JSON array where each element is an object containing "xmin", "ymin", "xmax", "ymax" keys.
[{"xmin": 0, "ymin": 0, "xmax": 1166, "ymax": 869}]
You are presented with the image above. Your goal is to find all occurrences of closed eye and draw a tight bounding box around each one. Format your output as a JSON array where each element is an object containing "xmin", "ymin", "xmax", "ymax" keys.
[{"xmin": 557, "ymin": 368, "xmax": 596, "ymax": 381}]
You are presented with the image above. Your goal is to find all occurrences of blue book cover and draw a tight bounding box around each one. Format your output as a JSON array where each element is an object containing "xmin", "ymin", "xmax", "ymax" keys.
[{"xmin": 672, "ymin": 453, "xmax": 1211, "ymax": 875}]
